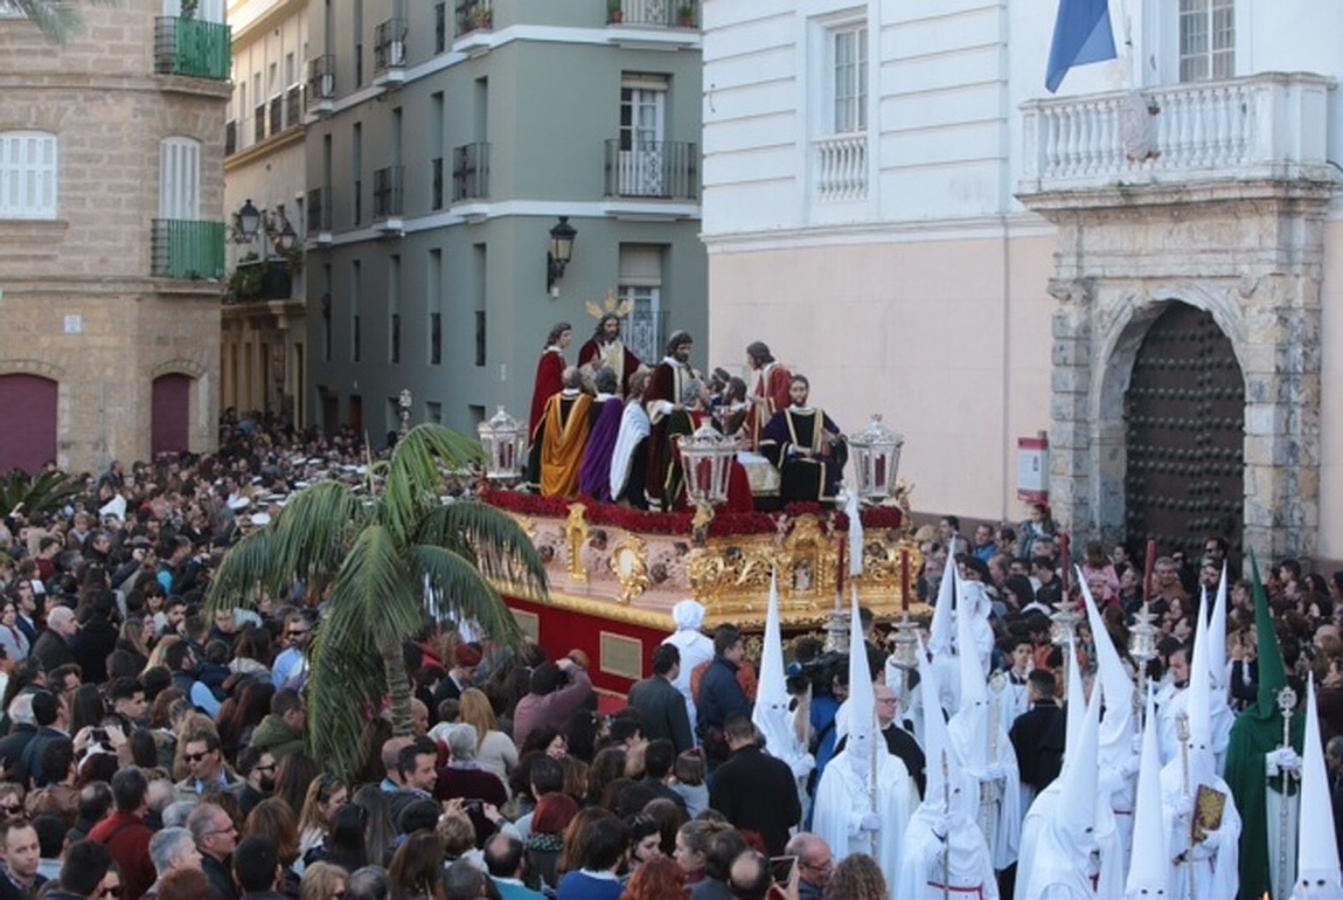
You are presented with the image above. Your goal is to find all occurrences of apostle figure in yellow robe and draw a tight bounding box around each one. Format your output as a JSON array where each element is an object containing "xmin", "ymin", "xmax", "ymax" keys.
[{"xmin": 527, "ymin": 366, "xmax": 594, "ymax": 499}]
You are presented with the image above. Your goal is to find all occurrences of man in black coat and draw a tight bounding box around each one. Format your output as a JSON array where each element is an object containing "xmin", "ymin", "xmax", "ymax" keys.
[
  {"xmin": 628, "ymin": 644, "xmax": 693, "ymax": 753},
  {"xmin": 30, "ymin": 607, "xmax": 77, "ymax": 674},
  {"xmin": 697, "ymin": 626, "xmax": 751, "ymax": 764},
  {"xmin": 1008, "ymin": 669, "xmax": 1065, "ymax": 795},
  {"xmin": 707, "ymin": 713, "xmax": 801, "ymax": 856}
]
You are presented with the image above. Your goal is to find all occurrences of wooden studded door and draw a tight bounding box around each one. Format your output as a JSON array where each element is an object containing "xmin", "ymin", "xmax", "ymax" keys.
[
  {"xmin": 151, "ymin": 374, "xmax": 191, "ymax": 459},
  {"xmin": 0, "ymin": 374, "xmax": 57, "ymax": 474},
  {"xmin": 1124, "ymin": 302, "xmax": 1244, "ymax": 560}
]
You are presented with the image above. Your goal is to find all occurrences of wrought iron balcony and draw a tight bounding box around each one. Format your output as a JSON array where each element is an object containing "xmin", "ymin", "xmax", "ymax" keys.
[
  {"xmin": 372, "ymin": 166, "xmax": 404, "ymax": 222},
  {"xmin": 225, "ymin": 120, "xmax": 237, "ymax": 155},
  {"xmin": 452, "ymin": 143, "xmax": 489, "ymax": 202},
  {"xmin": 608, "ymin": 0, "xmax": 699, "ymax": 28},
  {"xmin": 151, "ymin": 219, "xmax": 225, "ymax": 280},
  {"xmin": 456, "ymin": 0, "xmax": 492, "ymax": 35},
  {"xmin": 306, "ymin": 55, "xmax": 336, "ymax": 113},
  {"xmin": 154, "ymin": 16, "xmax": 231, "ymax": 80},
  {"xmin": 374, "ymin": 18, "xmax": 408, "ymax": 78},
  {"xmin": 225, "ymin": 259, "xmax": 293, "ymax": 304},
  {"xmin": 604, "ymin": 139, "xmax": 697, "ymax": 200},
  {"xmin": 306, "ymin": 187, "xmax": 332, "ymax": 235},
  {"xmin": 1018, "ymin": 72, "xmax": 1333, "ymax": 198}
]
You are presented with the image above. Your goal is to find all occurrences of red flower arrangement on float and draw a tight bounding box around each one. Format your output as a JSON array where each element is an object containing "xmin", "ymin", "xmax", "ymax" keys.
[{"xmin": 479, "ymin": 490, "xmax": 901, "ymax": 537}]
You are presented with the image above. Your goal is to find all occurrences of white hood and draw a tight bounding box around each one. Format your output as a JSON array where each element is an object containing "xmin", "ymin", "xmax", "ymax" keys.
[
  {"xmin": 1295, "ymin": 675, "xmax": 1343, "ymax": 897},
  {"xmin": 1125, "ymin": 687, "xmax": 1170, "ymax": 898}
]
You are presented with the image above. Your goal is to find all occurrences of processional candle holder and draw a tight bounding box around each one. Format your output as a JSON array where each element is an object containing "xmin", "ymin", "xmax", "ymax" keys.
[
  {"xmin": 477, "ymin": 406, "xmax": 527, "ymax": 487},
  {"xmin": 1049, "ymin": 597, "xmax": 1082, "ymax": 648},
  {"xmin": 1128, "ymin": 602, "xmax": 1160, "ymax": 725},
  {"xmin": 676, "ymin": 424, "xmax": 737, "ymax": 542},
  {"xmin": 848, "ymin": 414, "xmax": 904, "ymax": 505}
]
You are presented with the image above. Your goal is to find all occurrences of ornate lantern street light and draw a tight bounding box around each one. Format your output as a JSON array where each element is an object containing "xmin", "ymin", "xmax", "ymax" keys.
[{"xmin": 676, "ymin": 423, "xmax": 738, "ymax": 532}]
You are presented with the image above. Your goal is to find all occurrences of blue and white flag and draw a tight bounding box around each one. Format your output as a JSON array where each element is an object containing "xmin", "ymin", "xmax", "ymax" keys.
[{"xmin": 1045, "ymin": 0, "xmax": 1117, "ymax": 93}]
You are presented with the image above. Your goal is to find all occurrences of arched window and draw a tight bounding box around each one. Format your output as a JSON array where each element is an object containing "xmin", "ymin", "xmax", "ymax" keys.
[
  {"xmin": 159, "ymin": 136, "xmax": 200, "ymax": 220},
  {"xmin": 0, "ymin": 131, "xmax": 58, "ymax": 220}
]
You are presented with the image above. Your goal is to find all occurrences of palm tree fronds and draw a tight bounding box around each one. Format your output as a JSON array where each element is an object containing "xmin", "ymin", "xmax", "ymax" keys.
[
  {"xmin": 410, "ymin": 544, "xmax": 524, "ymax": 647},
  {"xmin": 324, "ymin": 524, "xmax": 424, "ymax": 652},
  {"xmin": 0, "ymin": 470, "xmax": 81, "ymax": 520},
  {"xmin": 381, "ymin": 424, "xmax": 484, "ymax": 541},
  {"xmin": 204, "ymin": 528, "xmax": 280, "ymax": 614},
  {"xmin": 267, "ymin": 480, "xmax": 365, "ymax": 586},
  {"xmin": 416, "ymin": 502, "xmax": 549, "ymax": 600},
  {"xmin": 8, "ymin": 0, "xmax": 118, "ymax": 44},
  {"xmin": 305, "ymin": 620, "xmax": 388, "ymax": 778}
]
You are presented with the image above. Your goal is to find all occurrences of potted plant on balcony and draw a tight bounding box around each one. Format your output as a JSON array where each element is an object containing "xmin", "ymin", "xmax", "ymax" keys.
[
  {"xmin": 676, "ymin": 3, "xmax": 695, "ymax": 26},
  {"xmin": 181, "ymin": 0, "xmax": 199, "ymax": 18},
  {"xmin": 608, "ymin": 0, "xmax": 623, "ymax": 23},
  {"xmin": 472, "ymin": 4, "xmax": 492, "ymax": 30}
]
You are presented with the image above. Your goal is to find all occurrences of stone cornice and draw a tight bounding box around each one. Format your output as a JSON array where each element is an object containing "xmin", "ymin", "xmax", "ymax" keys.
[
  {"xmin": 1017, "ymin": 177, "xmax": 1337, "ymax": 221},
  {"xmin": 0, "ymin": 73, "xmax": 231, "ymax": 101}
]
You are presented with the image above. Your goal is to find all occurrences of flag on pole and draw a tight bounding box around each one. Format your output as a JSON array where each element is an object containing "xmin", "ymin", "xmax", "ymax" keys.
[{"xmin": 1045, "ymin": 0, "xmax": 1117, "ymax": 93}]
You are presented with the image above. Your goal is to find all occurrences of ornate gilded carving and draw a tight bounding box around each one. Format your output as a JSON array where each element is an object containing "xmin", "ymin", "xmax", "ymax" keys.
[
  {"xmin": 608, "ymin": 534, "xmax": 651, "ymax": 605},
  {"xmin": 564, "ymin": 503, "xmax": 590, "ymax": 582}
]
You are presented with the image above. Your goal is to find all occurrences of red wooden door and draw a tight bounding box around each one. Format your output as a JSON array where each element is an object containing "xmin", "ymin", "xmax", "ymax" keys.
[
  {"xmin": 151, "ymin": 374, "xmax": 191, "ymax": 458},
  {"xmin": 0, "ymin": 375, "xmax": 57, "ymax": 474}
]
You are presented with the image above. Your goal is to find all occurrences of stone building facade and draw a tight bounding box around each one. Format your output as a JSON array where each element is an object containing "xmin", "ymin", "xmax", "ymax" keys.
[
  {"xmin": 221, "ymin": 0, "xmax": 308, "ymax": 426},
  {"xmin": 0, "ymin": 2, "xmax": 230, "ymax": 473}
]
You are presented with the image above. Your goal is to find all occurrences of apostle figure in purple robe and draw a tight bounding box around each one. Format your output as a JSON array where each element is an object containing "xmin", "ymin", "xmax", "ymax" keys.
[{"xmin": 579, "ymin": 366, "xmax": 625, "ymax": 501}]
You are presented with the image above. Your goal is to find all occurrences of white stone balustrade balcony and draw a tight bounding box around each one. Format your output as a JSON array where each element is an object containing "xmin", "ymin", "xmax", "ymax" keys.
[
  {"xmin": 1018, "ymin": 72, "xmax": 1333, "ymax": 197},
  {"xmin": 813, "ymin": 132, "xmax": 868, "ymax": 203}
]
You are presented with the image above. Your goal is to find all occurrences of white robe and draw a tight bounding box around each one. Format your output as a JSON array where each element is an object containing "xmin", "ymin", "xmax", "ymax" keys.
[
  {"xmin": 813, "ymin": 748, "xmax": 914, "ymax": 899},
  {"xmin": 660, "ymin": 628, "xmax": 713, "ymax": 735},
  {"xmin": 948, "ymin": 711, "xmax": 1021, "ymax": 870},
  {"xmin": 608, "ymin": 398, "xmax": 650, "ymax": 501},
  {"xmin": 1158, "ymin": 763, "xmax": 1241, "ymax": 900},
  {"xmin": 896, "ymin": 791, "xmax": 998, "ymax": 899}
]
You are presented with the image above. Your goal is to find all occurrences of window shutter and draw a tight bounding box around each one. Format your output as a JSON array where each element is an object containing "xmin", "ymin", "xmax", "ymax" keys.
[
  {"xmin": 0, "ymin": 132, "xmax": 58, "ymax": 220},
  {"xmin": 159, "ymin": 137, "xmax": 200, "ymax": 220}
]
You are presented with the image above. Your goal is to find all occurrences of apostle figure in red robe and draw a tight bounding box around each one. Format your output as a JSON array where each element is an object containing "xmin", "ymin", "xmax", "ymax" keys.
[
  {"xmin": 528, "ymin": 322, "xmax": 573, "ymax": 436},
  {"xmin": 760, "ymin": 374, "xmax": 847, "ymax": 507},
  {"xmin": 744, "ymin": 341, "xmax": 792, "ymax": 450},
  {"xmin": 578, "ymin": 313, "xmax": 641, "ymax": 398},
  {"xmin": 643, "ymin": 330, "xmax": 699, "ymax": 511}
]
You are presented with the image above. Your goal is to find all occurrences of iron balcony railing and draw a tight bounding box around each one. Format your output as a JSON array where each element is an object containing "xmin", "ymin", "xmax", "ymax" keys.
[
  {"xmin": 225, "ymin": 121, "xmax": 237, "ymax": 155},
  {"xmin": 374, "ymin": 19, "xmax": 408, "ymax": 72},
  {"xmin": 225, "ymin": 260, "xmax": 293, "ymax": 304},
  {"xmin": 151, "ymin": 219, "xmax": 225, "ymax": 280},
  {"xmin": 608, "ymin": 0, "xmax": 699, "ymax": 27},
  {"xmin": 604, "ymin": 139, "xmax": 697, "ymax": 200},
  {"xmin": 306, "ymin": 187, "xmax": 332, "ymax": 233},
  {"xmin": 285, "ymin": 86, "xmax": 301, "ymax": 128},
  {"xmin": 455, "ymin": 0, "xmax": 492, "ymax": 35},
  {"xmin": 154, "ymin": 16, "xmax": 231, "ymax": 80},
  {"xmin": 253, "ymin": 104, "xmax": 265, "ymax": 143},
  {"xmin": 452, "ymin": 142, "xmax": 489, "ymax": 201},
  {"xmin": 307, "ymin": 55, "xmax": 336, "ymax": 103},
  {"xmin": 372, "ymin": 166, "xmax": 404, "ymax": 220}
]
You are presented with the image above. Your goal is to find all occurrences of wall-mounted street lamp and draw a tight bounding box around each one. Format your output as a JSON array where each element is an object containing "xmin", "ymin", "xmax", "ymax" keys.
[
  {"xmin": 546, "ymin": 215, "xmax": 576, "ymax": 297},
  {"xmin": 232, "ymin": 198, "xmax": 298, "ymax": 253}
]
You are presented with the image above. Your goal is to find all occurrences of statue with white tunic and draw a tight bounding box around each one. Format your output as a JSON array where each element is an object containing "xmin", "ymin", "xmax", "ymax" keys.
[
  {"xmin": 1293, "ymin": 674, "xmax": 1343, "ymax": 900},
  {"xmin": 812, "ymin": 589, "xmax": 914, "ymax": 898},
  {"xmin": 947, "ymin": 577, "xmax": 1020, "ymax": 874},
  {"xmin": 895, "ymin": 634, "xmax": 998, "ymax": 899},
  {"xmin": 1158, "ymin": 591, "xmax": 1241, "ymax": 900},
  {"xmin": 752, "ymin": 573, "xmax": 814, "ymax": 815}
]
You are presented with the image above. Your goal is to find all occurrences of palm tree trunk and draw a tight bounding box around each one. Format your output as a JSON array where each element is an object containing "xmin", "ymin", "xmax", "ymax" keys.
[{"xmin": 382, "ymin": 638, "xmax": 414, "ymax": 737}]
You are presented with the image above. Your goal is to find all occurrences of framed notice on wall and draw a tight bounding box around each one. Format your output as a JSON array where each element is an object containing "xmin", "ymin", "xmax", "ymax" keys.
[{"xmin": 1017, "ymin": 434, "xmax": 1049, "ymax": 505}]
